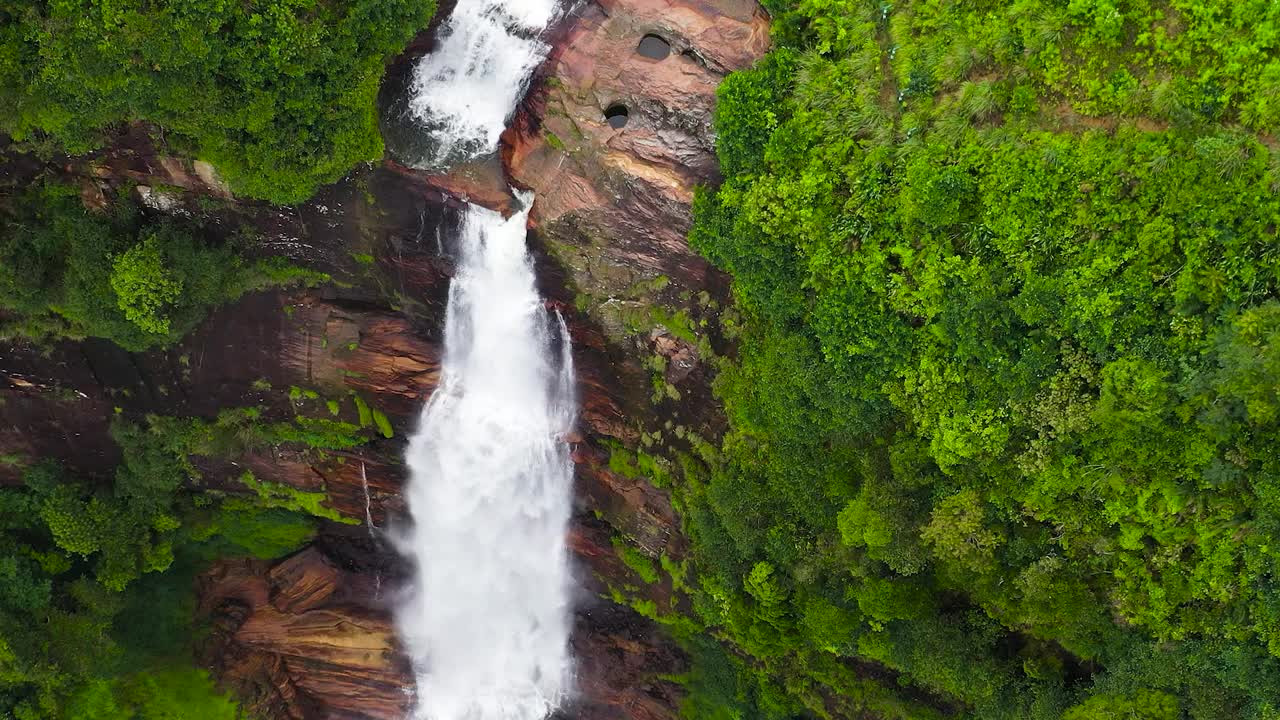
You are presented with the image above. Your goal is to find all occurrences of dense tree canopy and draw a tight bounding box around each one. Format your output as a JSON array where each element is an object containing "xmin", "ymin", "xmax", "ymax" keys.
[
  {"xmin": 0, "ymin": 406, "xmax": 376, "ymax": 718},
  {"xmin": 0, "ymin": 180, "xmax": 323, "ymax": 350},
  {"xmin": 0, "ymin": 0, "xmax": 435, "ymax": 203},
  {"xmin": 671, "ymin": 1, "xmax": 1280, "ymax": 717}
]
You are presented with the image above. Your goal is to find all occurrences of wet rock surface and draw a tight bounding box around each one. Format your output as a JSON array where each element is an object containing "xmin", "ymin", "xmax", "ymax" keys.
[{"xmin": 505, "ymin": 0, "xmax": 769, "ymax": 293}]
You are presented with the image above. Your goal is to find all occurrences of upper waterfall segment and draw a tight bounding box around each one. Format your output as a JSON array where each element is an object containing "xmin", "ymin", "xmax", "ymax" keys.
[{"xmin": 405, "ymin": 0, "xmax": 561, "ymax": 167}]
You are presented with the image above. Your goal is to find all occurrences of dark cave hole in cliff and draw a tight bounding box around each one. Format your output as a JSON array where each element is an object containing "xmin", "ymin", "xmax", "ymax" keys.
[
  {"xmin": 637, "ymin": 34, "xmax": 671, "ymax": 60},
  {"xmin": 604, "ymin": 104, "xmax": 629, "ymax": 129}
]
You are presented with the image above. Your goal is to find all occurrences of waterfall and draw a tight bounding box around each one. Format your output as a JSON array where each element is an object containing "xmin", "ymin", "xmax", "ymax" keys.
[
  {"xmin": 407, "ymin": 0, "xmax": 561, "ymax": 165},
  {"xmin": 396, "ymin": 2, "xmax": 575, "ymax": 719},
  {"xmin": 400, "ymin": 203, "xmax": 576, "ymax": 720}
]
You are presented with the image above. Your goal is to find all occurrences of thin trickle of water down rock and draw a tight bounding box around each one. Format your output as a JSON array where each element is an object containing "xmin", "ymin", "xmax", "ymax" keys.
[{"xmin": 396, "ymin": 2, "xmax": 575, "ymax": 719}]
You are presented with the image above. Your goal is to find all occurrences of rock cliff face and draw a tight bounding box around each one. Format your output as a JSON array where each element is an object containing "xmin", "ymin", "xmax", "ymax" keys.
[
  {"xmin": 197, "ymin": 550, "xmax": 410, "ymax": 720},
  {"xmin": 0, "ymin": 1, "xmax": 769, "ymax": 718},
  {"xmin": 507, "ymin": 0, "xmax": 768, "ymax": 297},
  {"xmin": 504, "ymin": 0, "xmax": 768, "ymax": 553}
]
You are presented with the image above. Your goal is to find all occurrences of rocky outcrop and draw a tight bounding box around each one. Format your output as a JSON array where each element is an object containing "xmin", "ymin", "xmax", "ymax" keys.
[
  {"xmin": 500, "ymin": 0, "xmax": 767, "ymax": 480},
  {"xmin": 0, "ymin": 289, "xmax": 436, "ymax": 489},
  {"xmin": 200, "ymin": 530, "xmax": 687, "ymax": 720},
  {"xmin": 568, "ymin": 602, "xmax": 686, "ymax": 720},
  {"xmin": 77, "ymin": 124, "xmax": 234, "ymax": 201},
  {"xmin": 198, "ymin": 550, "xmax": 410, "ymax": 720},
  {"xmin": 0, "ymin": 179, "xmax": 691, "ymax": 720},
  {"xmin": 278, "ymin": 298, "xmax": 441, "ymax": 419},
  {"xmin": 506, "ymin": 0, "xmax": 768, "ymax": 297}
]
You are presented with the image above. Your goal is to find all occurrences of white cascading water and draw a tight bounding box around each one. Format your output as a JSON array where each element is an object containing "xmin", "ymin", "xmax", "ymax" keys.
[
  {"xmin": 400, "ymin": 204, "xmax": 576, "ymax": 720},
  {"xmin": 407, "ymin": 0, "xmax": 561, "ymax": 163},
  {"xmin": 397, "ymin": 2, "xmax": 575, "ymax": 719}
]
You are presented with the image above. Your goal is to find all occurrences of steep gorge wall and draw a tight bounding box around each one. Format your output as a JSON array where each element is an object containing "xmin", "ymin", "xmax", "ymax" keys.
[
  {"xmin": 0, "ymin": 2, "xmax": 769, "ymax": 718},
  {"xmin": 505, "ymin": 0, "xmax": 769, "ymax": 548}
]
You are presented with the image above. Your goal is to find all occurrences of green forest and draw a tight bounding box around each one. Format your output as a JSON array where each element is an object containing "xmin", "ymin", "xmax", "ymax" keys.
[
  {"xmin": 5, "ymin": 0, "xmax": 1280, "ymax": 718},
  {"xmin": 664, "ymin": 0, "xmax": 1280, "ymax": 718},
  {"xmin": 0, "ymin": 0, "xmax": 434, "ymax": 202}
]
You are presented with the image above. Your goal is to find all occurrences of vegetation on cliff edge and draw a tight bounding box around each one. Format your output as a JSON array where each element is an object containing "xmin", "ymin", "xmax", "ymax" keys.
[
  {"xmin": 668, "ymin": 1, "xmax": 1280, "ymax": 718},
  {"xmin": 0, "ymin": 0, "xmax": 436, "ymax": 203},
  {"xmin": 0, "ymin": 179, "xmax": 325, "ymax": 350},
  {"xmin": 0, "ymin": 406, "xmax": 376, "ymax": 718}
]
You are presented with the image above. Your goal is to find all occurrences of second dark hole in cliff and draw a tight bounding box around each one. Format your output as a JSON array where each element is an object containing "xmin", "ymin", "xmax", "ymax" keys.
[
  {"xmin": 605, "ymin": 104, "xmax": 629, "ymax": 129},
  {"xmin": 637, "ymin": 34, "xmax": 671, "ymax": 60}
]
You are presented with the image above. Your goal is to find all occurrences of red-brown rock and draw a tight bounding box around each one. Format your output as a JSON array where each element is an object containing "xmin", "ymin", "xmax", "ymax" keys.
[
  {"xmin": 270, "ymin": 548, "xmax": 343, "ymax": 613},
  {"xmin": 505, "ymin": 0, "xmax": 769, "ymax": 290},
  {"xmin": 200, "ymin": 553, "xmax": 411, "ymax": 720}
]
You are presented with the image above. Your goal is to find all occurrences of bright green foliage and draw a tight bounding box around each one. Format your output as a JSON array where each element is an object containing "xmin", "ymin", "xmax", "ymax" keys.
[
  {"xmin": 613, "ymin": 538, "xmax": 660, "ymax": 584},
  {"xmin": 140, "ymin": 407, "xmax": 369, "ymax": 462},
  {"xmin": 62, "ymin": 669, "xmax": 241, "ymax": 720},
  {"xmin": 0, "ymin": 0, "xmax": 436, "ymax": 203},
  {"xmin": 674, "ymin": 0, "xmax": 1280, "ymax": 717},
  {"xmin": 372, "ymin": 409, "xmax": 394, "ymax": 439},
  {"xmin": 109, "ymin": 235, "xmax": 184, "ymax": 335},
  {"xmin": 1062, "ymin": 689, "xmax": 1179, "ymax": 720},
  {"xmin": 201, "ymin": 506, "xmax": 316, "ymax": 561},
  {"xmin": 277, "ymin": 416, "xmax": 368, "ymax": 450},
  {"xmin": 919, "ymin": 489, "xmax": 1003, "ymax": 575},
  {"xmin": 772, "ymin": 0, "xmax": 1280, "ymax": 132},
  {"xmin": 353, "ymin": 394, "xmax": 374, "ymax": 428},
  {"xmin": 0, "ymin": 180, "xmax": 324, "ymax": 350},
  {"xmin": 236, "ymin": 471, "xmax": 358, "ymax": 525}
]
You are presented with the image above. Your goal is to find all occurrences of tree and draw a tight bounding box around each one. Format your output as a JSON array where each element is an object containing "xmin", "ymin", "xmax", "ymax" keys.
[{"xmin": 920, "ymin": 489, "xmax": 1002, "ymax": 575}]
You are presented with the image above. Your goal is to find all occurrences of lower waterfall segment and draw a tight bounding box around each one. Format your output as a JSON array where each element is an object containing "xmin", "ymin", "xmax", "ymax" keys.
[{"xmin": 397, "ymin": 201, "xmax": 577, "ymax": 720}]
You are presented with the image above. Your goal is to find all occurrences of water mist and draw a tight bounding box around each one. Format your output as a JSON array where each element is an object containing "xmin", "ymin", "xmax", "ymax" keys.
[{"xmin": 407, "ymin": 0, "xmax": 561, "ymax": 165}]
